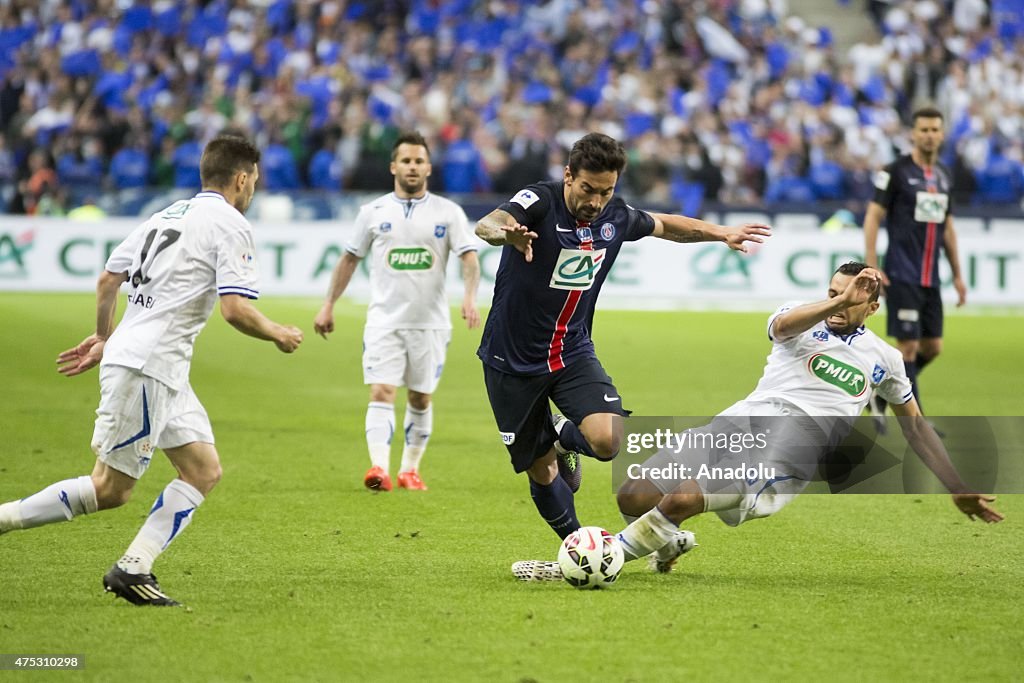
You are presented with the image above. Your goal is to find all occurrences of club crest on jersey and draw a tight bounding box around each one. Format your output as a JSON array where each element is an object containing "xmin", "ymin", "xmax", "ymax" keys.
[
  {"xmin": 434, "ymin": 224, "xmax": 446, "ymax": 238},
  {"xmin": 813, "ymin": 330, "xmax": 829, "ymax": 342},
  {"xmin": 872, "ymin": 363, "xmax": 886, "ymax": 384},
  {"xmin": 379, "ymin": 222, "xmax": 392, "ymax": 233},
  {"xmin": 600, "ymin": 223, "xmax": 615, "ymax": 240},
  {"xmin": 576, "ymin": 227, "xmax": 593, "ymax": 242},
  {"xmin": 550, "ymin": 247, "xmax": 606, "ymax": 291}
]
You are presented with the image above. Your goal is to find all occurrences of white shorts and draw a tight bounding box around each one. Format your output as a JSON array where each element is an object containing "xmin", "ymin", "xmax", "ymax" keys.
[
  {"xmin": 642, "ymin": 399, "xmax": 846, "ymax": 526},
  {"xmin": 92, "ymin": 365, "xmax": 214, "ymax": 479},
  {"xmin": 362, "ymin": 327, "xmax": 451, "ymax": 394}
]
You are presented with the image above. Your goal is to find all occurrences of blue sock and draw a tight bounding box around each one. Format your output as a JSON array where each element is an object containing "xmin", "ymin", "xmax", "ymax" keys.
[
  {"xmin": 904, "ymin": 359, "xmax": 921, "ymax": 410},
  {"xmin": 529, "ymin": 477, "xmax": 580, "ymax": 539},
  {"xmin": 557, "ymin": 419, "xmax": 602, "ymax": 460}
]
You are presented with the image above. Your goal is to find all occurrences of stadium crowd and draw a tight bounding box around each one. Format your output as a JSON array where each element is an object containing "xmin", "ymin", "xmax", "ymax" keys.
[{"xmin": 0, "ymin": 0, "xmax": 1021, "ymax": 216}]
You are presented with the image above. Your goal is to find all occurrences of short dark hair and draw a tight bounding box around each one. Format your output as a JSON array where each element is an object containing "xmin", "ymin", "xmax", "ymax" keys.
[
  {"xmin": 200, "ymin": 135, "xmax": 260, "ymax": 188},
  {"xmin": 568, "ymin": 133, "xmax": 627, "ymax": 177},
  {"xmin": 911, "ymin": 106, "xmax": 944, "ymax": 124},
  {"xmin": 834, "ymin": 261, "xmax": 879, "ymax": 302},
  {"xmin": 391, "ymin": 131, "xmax": 430, "ymax": 160}
]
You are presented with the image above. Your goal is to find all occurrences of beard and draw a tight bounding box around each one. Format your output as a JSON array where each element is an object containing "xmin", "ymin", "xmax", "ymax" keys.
[{"xmin": 397, "ymin": 176, "xmax": 426, "ymax": 196}]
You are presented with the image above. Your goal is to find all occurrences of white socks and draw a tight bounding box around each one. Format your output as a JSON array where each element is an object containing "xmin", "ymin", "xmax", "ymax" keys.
[
  {"xmin": 0, "ymin": 476, "xmax": 98, "ymax": 531},
  {"xmin": 616, "ymin": 507, "xmax": 679, "ymax": 562},
  {"xmin": 365, "ymin": 402, "xmax": 432, "ymax": 474},
  {"xmin": 399, "ymin": 404, "xmax": 432, "ymax": 473},
  {"xmin": 365, "ymin": 402, "xmax": 395, "ymax": 470},
  {"xmin": 118, "ymin": 479, "xmax": 205, "ymax": 575}
]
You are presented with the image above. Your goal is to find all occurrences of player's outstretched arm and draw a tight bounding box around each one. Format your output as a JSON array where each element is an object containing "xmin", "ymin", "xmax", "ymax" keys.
[
  {"xmin": 862, "ymin": 202, "xmax": 890, "ymax": 287},
  {"xmin": 221, "ymin": 294, "xmax": 303, "ymax": 353},
  {"xmin": 891, "ymin": 399, "xmax": 1003, "ymax": 523},
  {"xmin": 475, "ymin": 209, "xmax": 538, "ymax": 262},
  {"xmin": 771, "ymin": 268, "xmax": 882, "ymax": 342},
  {"xmin": 57, "ymin": 269, "xmax": 128, "ymax": 377},
  {"xmin": 943, "ymin": 216, "xmax": 967, "ymax": 307},
  {"xmin": 460, "ymin": 250, "xmax": 481, "ymax": 329},
  {"xmin": 648, "ymin": 213, "xmax": 770, "ymax": 252},
  {"xmin": 314, "ymin": 251, "xmax": 360, "ymax": 339}
]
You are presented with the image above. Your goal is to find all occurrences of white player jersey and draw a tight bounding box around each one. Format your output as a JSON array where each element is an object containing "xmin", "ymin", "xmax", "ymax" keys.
[
  {"xmin": 101, "ymin": 191, "xmax": 260, "ymax": 390},
  {"xmin": 744, "ymin": 301, "xmax": 915, "ymax": 417},
  {"xmin": 346, "ymin": 191, "xmax": 477, "ymax": 330}
]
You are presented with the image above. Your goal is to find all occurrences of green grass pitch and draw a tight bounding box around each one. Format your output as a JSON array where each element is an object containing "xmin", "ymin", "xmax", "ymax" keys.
[{"xmin": 1, "ymin": 293, "xmax": 1021, "ymax": 681}]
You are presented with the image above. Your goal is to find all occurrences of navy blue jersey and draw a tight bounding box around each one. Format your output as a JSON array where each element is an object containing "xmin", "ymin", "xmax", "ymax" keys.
[
  {"xmin": 872, "ymin": 155, "xmax": 953, "ymax": 288},
  {"xmin": 477, "ymin": 181, "xmax": 655, "ymax": 376}
]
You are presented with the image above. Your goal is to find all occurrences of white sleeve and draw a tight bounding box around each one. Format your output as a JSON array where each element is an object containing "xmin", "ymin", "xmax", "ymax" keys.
[
  {"xmin": 215, "ymin": 220, "xmax": 260, "ymax": 299},
  {"xmin": 345, "ymin": 206, "xmax": 374, "ymax": 258},
  {"xmin": 104, "ymin": 220, "xmax": 151, "ymax": 274},
  {"xmin": 448, "ymin": 204, "xmax": 478, "ymax": 255},
  {"xmin": 875, "ymin": 347, "xmax": 915, "ymax": 405},
  {"xmin": 767, "ymin": 301, "xmax": 804, "ymax": 342}
]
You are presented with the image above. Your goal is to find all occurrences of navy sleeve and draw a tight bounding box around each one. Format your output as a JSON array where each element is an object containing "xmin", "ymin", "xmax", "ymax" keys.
[
  {"xmin": 871, "ymin": 161, "xmax": 897, "ymax": 209},
  {"xmin": 623, "ymin": 204, "xmax": 656, "ymax": 242},
  {"xmin": 496, "ymin": 184, "xmax": 552, "ymax": 228}
]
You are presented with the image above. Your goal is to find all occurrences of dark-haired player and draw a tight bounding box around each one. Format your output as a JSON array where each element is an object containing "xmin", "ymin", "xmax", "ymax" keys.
[
  {"xmin": 864, "ymin": 106, "xmax": 967, "ymax": 420},
  {"xmin": 474, "ymin": 132, "xmax": 770, "ymax": 550}
]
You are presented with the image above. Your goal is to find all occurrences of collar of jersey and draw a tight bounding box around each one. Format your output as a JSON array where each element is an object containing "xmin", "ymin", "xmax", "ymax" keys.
[
  {"xmin": 195, "ymin": 191, "xmax": 228, "ymax": 203},
  {"xmin": 390, "ymin": 192, "xmax": 429, "ymax": 204},
  {"xmin": 824, "ymin": 323, "xmax": 866, "ymax": 343}
]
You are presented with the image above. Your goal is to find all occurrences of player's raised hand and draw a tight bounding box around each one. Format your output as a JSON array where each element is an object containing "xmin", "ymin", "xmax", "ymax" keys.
[
  {"xmin": 503, "ymin": 224, "xmax": 538, "ymax": 262},
  {"xmin": 841, "ymin": 268, "xmax": 882, "ymax": 306},
  {"xmin": 275, "ymin": 325, "xmax": 304, "ymax": 353},
  {"xmin": 724, "ymin": 223, "xmax": 771, "ymax": 253},
  {"xmin": 462, "ymin": 298, "xmax": 481, "ymax": 329},
  {"xmin": 56, "ymin": 334, "xmax": 106, "ymax": 377},
  {"xmin": 952, "ymin": 493, "xmax": 1004, "ymax": 523},
  {"xmin": 313, "ymin": 305, "xmax": 335, "ymax": 339}
]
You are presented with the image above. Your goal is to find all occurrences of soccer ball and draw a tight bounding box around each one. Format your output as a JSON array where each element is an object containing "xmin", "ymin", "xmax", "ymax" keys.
[{"xmin": 557, "ymin": 526, "xmax": 625, "ymax": 589}]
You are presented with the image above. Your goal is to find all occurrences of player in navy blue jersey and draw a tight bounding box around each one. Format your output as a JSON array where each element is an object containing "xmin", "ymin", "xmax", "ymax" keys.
[
  {"xmin": 864, "ymin": 107, "xmax": 967, "ymax": 418},
  {"xmin": 474, "ymin": 133, "xmax": 770, "ymax": 540}
]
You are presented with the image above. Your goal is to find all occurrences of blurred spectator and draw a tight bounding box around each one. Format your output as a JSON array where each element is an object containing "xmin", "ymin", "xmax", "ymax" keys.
[
  {"xmin": 172, "ymin": 137, "xmax": 202, "ymax": 189},
  {"xmin": 0, "ymin": 0, "xmax": 1017, "ymax": 211},
  {"xmin": 109, "ymin": 134, "xmax": 152, "ymax": 190}
]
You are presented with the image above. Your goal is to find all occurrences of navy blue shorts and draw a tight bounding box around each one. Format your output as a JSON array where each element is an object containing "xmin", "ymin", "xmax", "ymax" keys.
[
  {"xmin": 885, "ymin": 280, "xmax": 944, "ymax": 340},
  {"xmin": 482, "ymin": 357, "xmax": 629, "ymax": 473}
]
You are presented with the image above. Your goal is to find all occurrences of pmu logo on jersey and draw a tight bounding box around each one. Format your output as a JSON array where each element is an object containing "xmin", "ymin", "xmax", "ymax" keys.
[
  {"xmin": 387, "ymin": 247, "xmax": 433, "ymax": 270},
  {"xmin": 599, "ymin": 223, "xmax": 615, "ymax": 240},
  {"xmin": 808, "ymin": 353, "xmax": 867, "ymax": 397},
  {"xmin": 550, "ymin": 248, "xmax": 606, "ymax": 291},
  {"xmin": 434, "ymin": 224, "xmax": 446, "ymax": 238}
]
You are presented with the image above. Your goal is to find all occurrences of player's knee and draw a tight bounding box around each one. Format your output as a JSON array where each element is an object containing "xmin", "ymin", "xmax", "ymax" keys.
[
  {"xmin": 920, "ymin": 342, "xmax": 942, "ymax": 361},
  {"xmin": 616, "ymin": 479, "xmax": 661, "ymax": 516},
  {"xmin": 369, "ymin": 384, "xmax": 397, "ymax": 403},
  {"xmin": 590, "ymin": 432, "xmax": 620, "ymax": 461},
  {"xmin": 91, "ymin": 475, "xmax": 133, "ymax": 510},
  {"xmin": 658, "ymin": 488, "xmax": 704, "ymax": 522},
  {"xmin": 185, "ymin": 461, "xmax": 222, "ymax": 495},
  {"xmin": 407, "ymin": 391, "xmax": 431, "ymax": 411}
]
